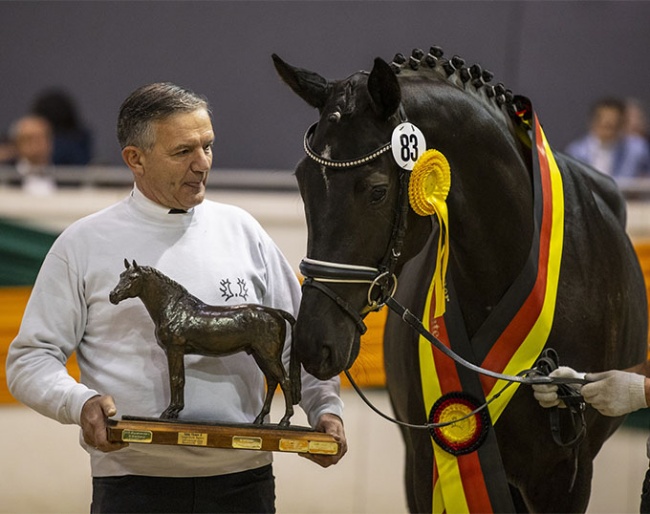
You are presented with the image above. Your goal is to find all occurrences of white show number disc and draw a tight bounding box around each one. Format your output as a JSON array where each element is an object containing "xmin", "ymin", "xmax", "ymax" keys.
[{"xmin": 391, "ymin": 123, "xmax": 427, "ymax": 170}]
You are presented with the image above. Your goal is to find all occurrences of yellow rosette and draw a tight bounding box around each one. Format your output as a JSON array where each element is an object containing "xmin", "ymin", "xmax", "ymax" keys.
[{"xmin": 409, "ymin": 149, "xmax": 451, "ymax": 317}]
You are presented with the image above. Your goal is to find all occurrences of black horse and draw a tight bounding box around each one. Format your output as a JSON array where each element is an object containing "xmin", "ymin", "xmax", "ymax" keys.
[{"xmin": 273, "ymin": 47, "xmax": 647, "ymax": 512}]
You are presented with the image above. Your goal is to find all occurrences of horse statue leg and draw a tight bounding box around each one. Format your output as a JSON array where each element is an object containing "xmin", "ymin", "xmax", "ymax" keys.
[
  {"xmin": 161, "ymin": 344, "xmax": 185, "ymax": 419},
  {"xmin": 251, "ymin": 351, "xmax": 295, "ymax": 426},
  {"xmin": 275, "ymin": 373, "xmax": 296, "ymax": 427},
  {"xmin": 255, "ymin": 376, "xmax": 278, "ymax": 425}
]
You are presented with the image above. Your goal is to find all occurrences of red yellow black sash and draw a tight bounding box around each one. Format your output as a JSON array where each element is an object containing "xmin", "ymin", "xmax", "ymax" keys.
[{"xmin": 418, "ymin": 113, "xmax": 565, "ymax": 513}]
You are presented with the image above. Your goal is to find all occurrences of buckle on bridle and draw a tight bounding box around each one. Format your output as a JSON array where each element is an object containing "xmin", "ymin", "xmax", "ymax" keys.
[{"xmin": 365, "ymin": 271, "xmax": 398, "ymax": 312}]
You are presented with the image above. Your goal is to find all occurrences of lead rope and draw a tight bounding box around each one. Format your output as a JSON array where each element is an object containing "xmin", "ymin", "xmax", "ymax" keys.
[
  {"xmin": 344, "ymin": 367, "xmax": 521, "ymax": 430},
  {"xmin": 342, "ymin": 296, "xmax": 586, "ymax": 446}
]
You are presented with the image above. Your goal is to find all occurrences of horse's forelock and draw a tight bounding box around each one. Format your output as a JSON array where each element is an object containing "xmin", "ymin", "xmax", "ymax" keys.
[{"xmin": 321, "ymin": 74, "xmax": 368, "ymax": 123}]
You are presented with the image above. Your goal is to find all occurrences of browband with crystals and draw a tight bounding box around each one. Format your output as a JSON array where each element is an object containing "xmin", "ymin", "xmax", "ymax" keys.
[
  {"xmin": 303, "ymin": 123, "xmax": 392, "ymax": 169},
  {"xmin": 303, "ymin": 105, "xmax": 408, "ymax": 169}
]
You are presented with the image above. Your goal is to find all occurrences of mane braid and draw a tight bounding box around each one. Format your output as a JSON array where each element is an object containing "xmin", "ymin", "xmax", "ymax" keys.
[{"xmin": 389, "ymin": 46, "xmax": 519, "ymax": 122}]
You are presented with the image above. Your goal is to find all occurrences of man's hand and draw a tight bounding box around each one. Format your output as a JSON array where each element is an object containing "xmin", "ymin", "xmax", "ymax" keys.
[
  {"xmin": 301, "ymin": 413, "xmax": 347, "ymax": 468},
  {"xmin": 583, "ymin": 370, "xmax": 648, "ymax": 417},
  {"xmin": 80, "ymin": 395, "xmax": 127, "ymax": 452},
  {"xmin": 532, "ymin": 366, "xmax": 585, "ymax": 408}
]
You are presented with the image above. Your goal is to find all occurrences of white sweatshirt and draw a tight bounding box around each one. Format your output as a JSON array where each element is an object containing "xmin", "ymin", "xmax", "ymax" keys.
[{"xmin": 6, "ymin": 186, "xmax": 343, "ymax": 477}]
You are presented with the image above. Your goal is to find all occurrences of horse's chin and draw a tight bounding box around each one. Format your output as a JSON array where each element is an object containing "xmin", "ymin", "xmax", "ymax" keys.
[
  {"xmin": 345, "ymin": 335, "xmax": 361, "ymax": 371},
  {"xmin": 295, "ymin": 320, "xmax": 360, "ymax": 380}
]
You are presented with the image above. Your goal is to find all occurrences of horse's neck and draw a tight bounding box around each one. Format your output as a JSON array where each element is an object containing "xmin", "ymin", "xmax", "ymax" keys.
[
  {"xmin": 407, "ymin": 89, "xmax": 534, "ymax": 336},
  {"xmin": 139, "ymin": 275, "xmax": 185, "ymax": 325}
]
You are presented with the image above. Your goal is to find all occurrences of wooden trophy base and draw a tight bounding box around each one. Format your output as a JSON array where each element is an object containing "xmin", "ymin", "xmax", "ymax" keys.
[{"xmin": 107, "ymin": 416, "xmax": 340, "ymax": 455}]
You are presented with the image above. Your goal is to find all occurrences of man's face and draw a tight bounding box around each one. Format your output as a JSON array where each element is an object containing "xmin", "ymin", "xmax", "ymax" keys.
[
  {"xmin": 15, "ymin": 116, "xmax": 52, "ymax": 166},
  {"xmin": 592, "ymin": 106, "xmax": 623, "ymax": 145},
  {"xmin": 132, "ymin": 108, "xmax": 214, "ymax": 210}
]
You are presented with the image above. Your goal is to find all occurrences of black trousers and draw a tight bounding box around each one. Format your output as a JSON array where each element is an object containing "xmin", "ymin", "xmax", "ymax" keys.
[
  {"xmin": 91, "ymin": 465, "xmax": 275, "ymax": 514},
  {"xmin": 642, "ymin": 467, "xmax": 650, "ymax": 513}
]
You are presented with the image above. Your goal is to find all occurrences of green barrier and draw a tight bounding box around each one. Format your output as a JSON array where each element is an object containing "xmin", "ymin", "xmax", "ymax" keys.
[{"xmin": 0, "ymin": 218, "xmax": 57, "ymax": 286}]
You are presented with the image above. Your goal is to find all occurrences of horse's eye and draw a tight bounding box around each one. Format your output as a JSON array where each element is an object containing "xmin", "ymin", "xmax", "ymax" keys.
[{"xmin": 370, "ymin": 186, "xmax": 387, "ymax": 204}]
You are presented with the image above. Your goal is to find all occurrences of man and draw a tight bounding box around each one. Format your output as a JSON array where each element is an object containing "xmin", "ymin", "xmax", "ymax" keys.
[
  {"xmin": 565, "ymin": 97, "xmax": 650, "ymax": 179},
  {"xmin": 6, "ymin": 82, "xmax": 346, "ymax": 513},
  {"xmin": 533, "ymin": 364, "xmax": 649, "ymax": 511}
]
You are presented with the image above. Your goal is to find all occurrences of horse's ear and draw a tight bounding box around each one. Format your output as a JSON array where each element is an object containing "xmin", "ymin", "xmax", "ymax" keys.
[
  {"xmin": 368, "ymin": 57, "xmax": 401, "ymax": 120},
  {"xmin": 272, "ymin": 54, "xmax": 330, "ymax": 110},
  {"xmin": 124, "ymin": 258, "xmax": 130, "ymax": 269},
  {"xmin": 132, "ymin": 260, "xmax": 139, "ymax": 269}
]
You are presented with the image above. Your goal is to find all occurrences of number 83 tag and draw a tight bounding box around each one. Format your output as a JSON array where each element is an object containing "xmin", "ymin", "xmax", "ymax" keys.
[{"xmin": 391, "ymin": 123, "xmax": 427, "ymax": 171}]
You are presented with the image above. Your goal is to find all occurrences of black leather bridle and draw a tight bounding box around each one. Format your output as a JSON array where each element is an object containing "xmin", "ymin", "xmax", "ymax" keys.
[{"xmin": 298, "ymin": 118, "xmax": 409, "ymax": 334}]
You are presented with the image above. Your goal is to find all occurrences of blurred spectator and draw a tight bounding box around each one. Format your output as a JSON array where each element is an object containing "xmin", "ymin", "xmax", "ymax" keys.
[
  {"xmin": 624, "ymin": 97, "xmax": 649, "ymax": 140},
  {"xmin": 10, "ymin": 115, "xmax": 57, "ymax": 195},
  {"xmin": 0, "ymin": 132, "xmax": 17, "ymax": 164},
  {"xmin": 31, "ymin": 88, "xmax": 93, "ymax": 165},
  {"xmin": 566, "ymin": 97, "xmax": 650, "ymax": 178}
]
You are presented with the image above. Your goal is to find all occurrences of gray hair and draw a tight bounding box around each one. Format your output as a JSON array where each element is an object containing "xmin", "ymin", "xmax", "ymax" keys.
[{"xmin": 117, "ymin": 82, "xmax": 210, "ymax": 150}]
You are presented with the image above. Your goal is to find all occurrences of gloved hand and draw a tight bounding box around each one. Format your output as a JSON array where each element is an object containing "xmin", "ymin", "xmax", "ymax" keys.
[
  {"xmin": 582, "ymin": 370, "xmax": 648, "ymax": 417},
  {"xmin": 532, "ymin": 366, "xmax": 586, "ymax": 408}
]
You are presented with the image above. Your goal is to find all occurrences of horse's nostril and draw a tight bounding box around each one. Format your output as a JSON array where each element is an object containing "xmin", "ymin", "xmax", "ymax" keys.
[{"xmin": 320, "ymin": 345, "xmax": 331, "ymax": 365}]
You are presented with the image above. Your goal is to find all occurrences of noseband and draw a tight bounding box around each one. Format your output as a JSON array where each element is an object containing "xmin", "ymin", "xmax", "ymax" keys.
[{"xmin": 299, "ymin": 117, "xmax": 410, "ymax": 333}]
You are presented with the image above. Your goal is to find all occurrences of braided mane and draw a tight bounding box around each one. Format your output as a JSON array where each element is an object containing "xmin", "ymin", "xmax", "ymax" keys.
[{"xmin": 387, "ymin": 46, "xmax": 527, "ymax": 126}]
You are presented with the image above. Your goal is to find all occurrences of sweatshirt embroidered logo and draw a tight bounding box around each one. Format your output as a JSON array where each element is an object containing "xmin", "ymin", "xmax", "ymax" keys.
[{"xmin": 219, "ymin": 278, "xmax": 250, "ymax": 301}]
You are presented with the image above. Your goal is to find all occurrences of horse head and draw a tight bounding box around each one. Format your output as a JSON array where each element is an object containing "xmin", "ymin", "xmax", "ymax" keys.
[
  {"xmin": 273, "ymin": 55, "xmax": 436, "ymax": 379},
  {"xmin": 273, "ymin": 51, "xmax": 533, "ymax": 380},
  {"xmin": 109, "ymin": 259, "xmax": 145, "ymax": 305}
]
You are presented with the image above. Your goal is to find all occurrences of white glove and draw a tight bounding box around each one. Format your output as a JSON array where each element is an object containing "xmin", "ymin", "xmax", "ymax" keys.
[
  {"xmin": 532, "ymin": 366, "xmax": 585, "ymax": 408},
  {"xmin": 582, "ymin": 370, "xmax": 648, "ymax": 417}
]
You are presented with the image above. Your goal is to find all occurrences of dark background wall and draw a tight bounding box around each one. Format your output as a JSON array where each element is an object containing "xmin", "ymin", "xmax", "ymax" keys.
[{"xmin": 2, "ymin": 1, "xmax": 649, "ymax": 170}]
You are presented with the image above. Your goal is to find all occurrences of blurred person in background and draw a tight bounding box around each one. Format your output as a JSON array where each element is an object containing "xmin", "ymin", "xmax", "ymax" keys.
[
  {"xmin": 0, "ymin": 131, "xmax": 17, "ymax": 164},
  {"xmin": 565, "ymin": 97, "xmax": 650, "ymax": 179},
  {"xmin": 31, "ymin": 88, "xmax": 93, "ymax": 165},
  {"xmin": 10, "ymin": 114, "xmax": 56, "ymax": 195},
  {"xmin": 625, "ymin": 97, "xmax": 649, "ymax": 141}
]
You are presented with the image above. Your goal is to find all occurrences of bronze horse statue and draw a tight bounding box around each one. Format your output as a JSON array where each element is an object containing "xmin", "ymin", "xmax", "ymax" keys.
[
  {"xmin": 273, "ymin": 47, "xmax": 647, "ymax": 512},
  {"xmin": 109, "ymin": 259, "xmax": 300, "ymax": 426}
]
